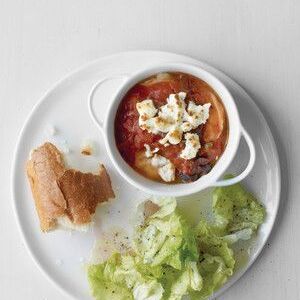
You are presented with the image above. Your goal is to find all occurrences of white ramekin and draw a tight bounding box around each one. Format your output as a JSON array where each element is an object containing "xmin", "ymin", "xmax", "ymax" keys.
[{"xmin": 88, "ymin": 62, "xmax": 255, "ymax": 197}]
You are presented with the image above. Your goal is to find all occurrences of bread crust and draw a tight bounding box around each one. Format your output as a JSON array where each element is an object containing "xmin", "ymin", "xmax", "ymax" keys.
[
  {"xmin": 26, "ymin": 142, "xmax": 114, "ymax": 232},
  {"xmin": 57, "ymin": 166, "xmax": 115, "ymax": 225}
]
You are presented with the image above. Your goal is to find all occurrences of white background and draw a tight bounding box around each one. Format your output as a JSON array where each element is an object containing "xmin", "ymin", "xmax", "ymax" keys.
[{"xmin": 0, "ymin": 0, "xmax": 298, "ymax": 299}]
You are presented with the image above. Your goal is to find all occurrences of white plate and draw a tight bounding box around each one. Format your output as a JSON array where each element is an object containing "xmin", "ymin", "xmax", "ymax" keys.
[{"xmin": 12, "ymin": 51, "xmax": 280, "ymax": 300}]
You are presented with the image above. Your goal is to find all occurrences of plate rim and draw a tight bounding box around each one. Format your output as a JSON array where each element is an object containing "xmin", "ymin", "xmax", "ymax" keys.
[{"xmin": 11, "ymin": 50, "xmax": 281, "ymax": 300}]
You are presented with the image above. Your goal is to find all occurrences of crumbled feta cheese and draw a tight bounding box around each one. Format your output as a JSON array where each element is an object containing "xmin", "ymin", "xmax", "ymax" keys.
[
  {"xmin": 159, "ymin": 126, "xmax": 182, "ymax": 145},
  {"xmin": 180, "ymin": 133, "xmax": 201, "ymax": 160},
  {"xmin": 137, "ymin": 100, "xmax": 159, "ymax": 133},
  {"xmin": 140, "ymin": 118, "xmax": 160, "ymax": 134},
  {"xmin": 184, "ymin": 102, "xmax": 211, "ymax": 128},
  {"xmin": 137, "ymin": 93, "xmax": 210, "ymax": 138},
  {"xmin": 151, "ymin": 154, "xmax": 175, "ymax": 182},
  {"xmin": 144, "ymin": 144, "xmax": 152, "ymax": 158},
  {"xmin": 159, "ymin": 92, "xmax": 186, "ymax": 123},
  {"xmin": 151, "ymin": 154, "xmax": 169, "ymax": 167},
  {"xmin": 136, "ymin": 99, "xmax": 158, "ymax": 118},
  {"xmin": 136, "ymin": 92, "xmax": 211, "ymax": 160},
  {"xmin": 144, "ymin": 144, "xmax": 159, "ymax": 158},
  {"xmin": 158, "ymin": 163, "xmax": 175, "ymax": 182},
  {"xmin": 137, "ymin": 93, "xmax": 187, "ymax": 135},
  {"xmin": 153, "ymin": 116, "xmax": 174, "ymax": 133},
  {"xmin": 181, "ymin": 121, "xmax": 193, "ymax": 132}
]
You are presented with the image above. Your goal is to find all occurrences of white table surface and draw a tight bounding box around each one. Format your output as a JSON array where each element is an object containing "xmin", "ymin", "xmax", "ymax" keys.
[{"xmin": 1, "ymin": 0, "xmax": 299, "ymax": 299}]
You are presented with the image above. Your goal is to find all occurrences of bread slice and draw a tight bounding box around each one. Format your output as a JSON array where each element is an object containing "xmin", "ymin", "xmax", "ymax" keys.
[{"xmin": 26, "ymin": 142, "xmax": 115, "ymax": 232}]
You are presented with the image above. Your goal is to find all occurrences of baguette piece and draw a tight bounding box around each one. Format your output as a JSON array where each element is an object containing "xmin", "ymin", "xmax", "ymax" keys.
[
  {"xmin": 57, "ymin": 166, "xmax": 114, "ymax": 225},
  {"xmin": 26, "ymin": 142, "xmax": 114, "ymax": 232}
]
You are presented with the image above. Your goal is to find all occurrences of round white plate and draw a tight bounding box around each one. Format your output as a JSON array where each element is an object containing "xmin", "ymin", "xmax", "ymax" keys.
[{"xmin": 12, "ymin": 51, "xmax": 280, "ymax": 300}]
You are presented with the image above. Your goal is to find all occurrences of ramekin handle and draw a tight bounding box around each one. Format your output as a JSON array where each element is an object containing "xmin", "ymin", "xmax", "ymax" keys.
[
  {"xmin": 88, "ymin": 74, "xmax": 129, "ymax": 134},
  {"xmin": 212, "ymin": 125, "xmax": 256, "ymax": 187}
]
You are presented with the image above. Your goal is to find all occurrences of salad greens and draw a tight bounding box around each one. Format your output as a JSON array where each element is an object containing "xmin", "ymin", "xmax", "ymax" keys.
[
  {"xmin": 133, "ymin": 197, "xmax": 199, "ymax": 270},
  {"xmin": 213, "ymin": 176, "xmax": 265, "ymax": 234},
  {"xmin": 88, "ymin": 179, "xmax": 265, "ymax": 300}
]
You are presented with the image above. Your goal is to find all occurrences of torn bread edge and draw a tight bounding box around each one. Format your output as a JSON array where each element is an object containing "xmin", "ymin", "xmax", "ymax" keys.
[{"xmin": 26, "ymin": 142, "xmax": 115, "ymax": 232}]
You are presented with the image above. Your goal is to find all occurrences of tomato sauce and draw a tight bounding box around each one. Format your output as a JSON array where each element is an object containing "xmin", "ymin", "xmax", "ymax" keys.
[{"xmin": 114, "ymin": 72, "xmax": 228, "ymax": 183}]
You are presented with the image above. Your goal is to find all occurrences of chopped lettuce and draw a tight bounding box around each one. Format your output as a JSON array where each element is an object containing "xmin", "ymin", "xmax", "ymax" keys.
[
  {"xmin": 191, "ymin": 221, "xmax": 234, "ymax": 300},
  {"xmin": 133, "ymin": 280, "xmax": 164, "ymax": 300},
  {"xmin": 88, "ymin": 253, "xmax": 134, "ymax": 300},
  {"xmin": 191, "ymin": 254, "xmax": 233, "ymax": 300},
  {"xmin": 195, "ymin": 220, "xmax": 235, "ymax": 269},
  {"xmin": 133, "ymin": 197, "xmax": 198, "ymax": 270},
  {"xmin": 150, "ymin": 197, "xmax": 177, "ymax": 219},
  {"xmin": 88, "ymin": 253, "xmax": 164, "ymax": 300},
  {"xmin": 88, "ymin": 179, "xmax": 266, "ymax": 300},
  {"xmin": 213, "ymin": 175, "xmax": 265, "ymax": 234},
  {"xmin": 167, "ymin": 261, "xmax": 203, "ymax": 300},
  {"xmin": 222, "ymin": 228, "xmax": 253, "ymax": 244}
]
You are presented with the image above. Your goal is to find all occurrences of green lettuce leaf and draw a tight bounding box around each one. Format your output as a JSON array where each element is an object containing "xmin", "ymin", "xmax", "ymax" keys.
[
  {"xmin": 150, "ymin": 196, "xmax": 177, "ymax": 219},
  {"xmin": 158, "ymin": 262, "xmax": 203, "ymax": 300},
  {"xmin": 168, "ymin": 261, "xmax": 203, "ymax": 300},
  {"xmin": 133, "ymin": 280, "xmax": 164, "ymax": 300},
  {"xmin": 133, "ymin": 197, "xmax": 198, "ymax": 270},
  {"xmin": 190, "ymin": 220, "xmax": 234, "ymax": 300},
  {"xmin": 88, "ymin": 253, "xmax": 134, "ymax": 300},
  {"xmin": 195, "ymin": 220, "xmax": 235, "ymax": 269},
  {"xmin": 88, "ymin": 253, "xmax": 164, "ymax": 300},
  {"xmin": 191, "ymin": 254, "xmax": 233, "ymax": 300},
  {"xmin": 221, "ymin": 228, "xmax": 253, "ymax": 244},
  {"xmin": 212, "ymin": 175, "xmax": 265, "ymax": 234}
]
